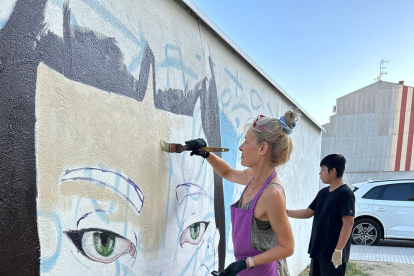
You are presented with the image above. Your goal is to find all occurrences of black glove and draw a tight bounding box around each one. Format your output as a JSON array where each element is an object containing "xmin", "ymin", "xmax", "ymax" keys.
[
  {"xmin": 211, "ymin": 259, "xmax": 247, "ymax": 276},
  {"xmin": 185, "ymin": 138, "xmax": 210, "ymax": 158}
]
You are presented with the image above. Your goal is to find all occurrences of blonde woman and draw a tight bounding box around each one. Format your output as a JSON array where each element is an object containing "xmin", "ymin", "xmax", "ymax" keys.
[{"xmin": 186, "ymin": 110, "xmax": 299, "ymax": 276}]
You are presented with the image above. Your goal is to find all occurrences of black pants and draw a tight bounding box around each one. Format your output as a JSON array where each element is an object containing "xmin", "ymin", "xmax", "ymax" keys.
[{"xmin": 309, "ymin": 258, "xmax": 347, "ymax": 276}]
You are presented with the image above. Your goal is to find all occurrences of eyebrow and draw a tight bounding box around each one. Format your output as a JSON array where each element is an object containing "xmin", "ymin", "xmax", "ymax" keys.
[
  {"xmin": 77, "ymin": 209, "xmax": 106, "ymax": 228},
  {"xmin": 176, "ymin": 183, "xmax": 208, "ymax": 206},
  {"xmin": 60, "ymin": 167, "xmax": 144, "ymax": 214}
]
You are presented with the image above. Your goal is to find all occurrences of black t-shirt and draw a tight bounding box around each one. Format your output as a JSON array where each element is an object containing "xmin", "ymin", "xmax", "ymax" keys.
[{"xmin": 308, "ymin": 184, "xmax": 355, "ymax": 263}]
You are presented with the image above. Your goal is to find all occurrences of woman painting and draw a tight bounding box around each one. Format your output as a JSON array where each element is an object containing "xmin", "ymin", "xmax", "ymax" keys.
[{"xmin": 186, "ymin": 110, "xmax": 299, "ymax": 276}]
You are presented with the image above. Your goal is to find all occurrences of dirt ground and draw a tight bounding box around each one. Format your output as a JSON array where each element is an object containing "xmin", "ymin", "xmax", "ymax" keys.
[
  {"xmin": 355, "ymin": 261, "xmax": 414, "ymax": 276},
  {"xmin": 298, "ymin": 261, "xmax": 414, "ymax": 276}
]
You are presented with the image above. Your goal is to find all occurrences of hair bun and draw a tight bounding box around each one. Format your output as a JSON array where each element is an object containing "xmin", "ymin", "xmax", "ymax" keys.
[{"xmin": 279, "ymin": 116, "xmax": 294, "ymax": 134}]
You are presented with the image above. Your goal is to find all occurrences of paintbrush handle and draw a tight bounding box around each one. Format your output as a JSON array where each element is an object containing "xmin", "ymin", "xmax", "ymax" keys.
[
  {"xmin": 199, "ymin": 147, "xmax": 229, "ymax": 152},
  {"xmin": 159, "ymin": 140, "xmax": 229, "ymax": 153}
]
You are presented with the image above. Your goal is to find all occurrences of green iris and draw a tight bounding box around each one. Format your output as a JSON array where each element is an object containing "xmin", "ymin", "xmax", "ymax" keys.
[
  {"xmin": 93, "ymin": 232, "xmax": 115, "ymax": 257},
  {"xmin": 190, "ymin": 222, "xmax": 201, "ymax": 240}
]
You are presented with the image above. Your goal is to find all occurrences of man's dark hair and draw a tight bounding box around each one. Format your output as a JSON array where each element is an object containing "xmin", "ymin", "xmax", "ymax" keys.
[{"xmin": 320, "ymin": 154, "xmax": 346, "ymax": 178}]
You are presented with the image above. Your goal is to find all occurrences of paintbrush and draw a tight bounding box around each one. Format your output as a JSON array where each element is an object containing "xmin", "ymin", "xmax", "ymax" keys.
[{"xmin": 160, "ymin": 139, "xmax": 229, "ymax": 153}]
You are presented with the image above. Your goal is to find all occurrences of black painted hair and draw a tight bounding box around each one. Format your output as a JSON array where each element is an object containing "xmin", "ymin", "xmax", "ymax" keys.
[{"xmin": 320, "ymin": 154, "xmax": 346, "ymax": 178}]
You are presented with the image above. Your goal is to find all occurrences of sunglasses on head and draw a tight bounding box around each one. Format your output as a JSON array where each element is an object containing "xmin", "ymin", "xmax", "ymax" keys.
[{"xmin": 253, "ymin": 115, "xmax": 273, "ymax": 133}]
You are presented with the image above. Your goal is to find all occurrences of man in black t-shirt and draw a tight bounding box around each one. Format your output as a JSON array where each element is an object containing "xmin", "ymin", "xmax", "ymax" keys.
[{"xmin": 287, "ymin": 154, "xmax": 355, "ymax": 276}]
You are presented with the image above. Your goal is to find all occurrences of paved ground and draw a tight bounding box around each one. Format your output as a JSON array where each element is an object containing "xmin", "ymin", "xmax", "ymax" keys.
[{"xmin": 350, "ymin": 239, "xmax": 414, "ymax": 264}]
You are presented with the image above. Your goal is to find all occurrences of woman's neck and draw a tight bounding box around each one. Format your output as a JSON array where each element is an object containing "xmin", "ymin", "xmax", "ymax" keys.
[{"xmin": 251, "ymin": 163, "xmax": 275, "ymax": 184}]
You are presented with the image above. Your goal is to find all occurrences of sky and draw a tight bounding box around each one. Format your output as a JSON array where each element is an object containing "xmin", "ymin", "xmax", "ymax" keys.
[{"xmin": 192, "ymin": 0, "xmax": 414, "ymax": 125}]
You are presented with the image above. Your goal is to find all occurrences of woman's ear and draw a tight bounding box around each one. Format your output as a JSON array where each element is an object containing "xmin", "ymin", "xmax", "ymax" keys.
[{"xmin": 259, "ymin": 142, "xmax": 269, "ymax": 155}]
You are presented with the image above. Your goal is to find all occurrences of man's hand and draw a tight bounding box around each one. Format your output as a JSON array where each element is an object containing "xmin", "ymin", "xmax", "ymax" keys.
[
  {"xmin": 332, "ymin": 249, "xmax": 342, "ymax": 268},
  {"xmin": 185, "ymin": 138, "xmax": 209, "ymax": 158},
  {"xmin": 211, "ymin": 259, "xmax": 247, "ymax": 276}
]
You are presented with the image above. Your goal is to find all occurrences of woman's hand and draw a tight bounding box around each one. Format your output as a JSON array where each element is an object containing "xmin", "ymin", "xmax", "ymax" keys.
[
  {"xmin": 211, "ymin": 259, "xmax": 247, "ymax": 276},
  {"xmin": 185, "ymin": 138, "xmax": 210, "ymax": 158},
  {"xmin": 185, "ymin": 139, "xmax": 253, "ymax": 185}
]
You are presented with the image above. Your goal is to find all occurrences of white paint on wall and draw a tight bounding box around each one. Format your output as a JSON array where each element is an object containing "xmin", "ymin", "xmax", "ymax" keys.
[{"xmin": 400, "ymin": 87, "xmax": 413, "ymax": 170}]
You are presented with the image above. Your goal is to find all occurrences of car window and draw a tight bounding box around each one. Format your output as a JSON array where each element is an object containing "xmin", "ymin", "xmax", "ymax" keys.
[
  {"xmin": 379, "ymin": 184, "xmax": 412, "ymax": 201},
  {"xmin": 409, "ymin": 184, "xmax": 414, "ymax": 201},
  {"xmin": 362, "ymin": 185, "xmax": 384, "ymax": 199}
]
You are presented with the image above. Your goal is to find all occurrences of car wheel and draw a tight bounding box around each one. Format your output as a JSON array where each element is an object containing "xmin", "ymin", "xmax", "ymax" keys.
[{"xmin": 351, "ymin": 219, "xmax": 381, "ymax": 245}]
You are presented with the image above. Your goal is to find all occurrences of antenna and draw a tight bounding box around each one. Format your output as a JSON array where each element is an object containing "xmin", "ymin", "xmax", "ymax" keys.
[{"xmin": 376, "ymin": 59, "xmax": 390, "ymax": 81}]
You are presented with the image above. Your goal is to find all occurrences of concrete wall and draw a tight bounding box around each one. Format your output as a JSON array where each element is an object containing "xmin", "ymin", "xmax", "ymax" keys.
[
  {"xmin": 322, "ymin": 81, "xmax": 414, "ymax": 185},
  {"xmin": 0, "ymin": 0, "xmax": 322, "ymax": 275},
  {"xmin": 342, "ymin": 171, "xmax": 414, "ymax": 185},
  {"xmin": 322, "ymin": 81, "xmax": 399, "ymax": 173}
]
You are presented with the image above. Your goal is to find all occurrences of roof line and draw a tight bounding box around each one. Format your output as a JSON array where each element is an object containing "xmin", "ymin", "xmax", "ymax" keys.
[
  {"xmin": 337, "ymin": 80, "xmax": 414, "ymax": 100},
  {"xmin": 179, "ymin": 0, "xmax": 324, "ymax": 131},
  {"xmin": 380, "ymin": 80, "xmax": 414, "ymax": 88}
]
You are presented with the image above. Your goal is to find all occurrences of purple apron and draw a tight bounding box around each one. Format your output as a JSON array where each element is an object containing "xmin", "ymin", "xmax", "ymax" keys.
[{"xmin": 231, "ymin": 170, "xmax": 278, "ymax": 275}]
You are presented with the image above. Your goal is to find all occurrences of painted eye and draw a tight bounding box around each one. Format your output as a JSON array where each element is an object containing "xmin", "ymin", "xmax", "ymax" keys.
[
  {"xmin": 180, "ymin": 221, "xmax": 209, "ymax": 247},
  {"xmin": 65, "ymin": 228, "xmax": 136, "ymax": 263},
  {"xmin": 90, "ymin": 232, "xmax": 116, "ymax": 257}
]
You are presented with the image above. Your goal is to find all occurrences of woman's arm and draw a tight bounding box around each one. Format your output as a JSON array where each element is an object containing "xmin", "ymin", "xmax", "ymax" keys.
[
  {"xmin": 206, "ymin": 153, "xmax": 253, "ymax": 185},
  {"xmin": 250, "ymin": 186, "xmax": 294, "ymax": 266}
]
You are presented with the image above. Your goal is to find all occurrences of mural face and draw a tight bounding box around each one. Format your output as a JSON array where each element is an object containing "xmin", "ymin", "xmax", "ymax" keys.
[
  {"xmin": 0, "ymin": 0, "xmax": 288, "ymax": 275},
  {"xmin": 35, "ymin": 63, "xmax": 220, "ymax": 275},
  {"xmin": 35, "ymin": 63, "xmax": 156, "ymax": 273}
]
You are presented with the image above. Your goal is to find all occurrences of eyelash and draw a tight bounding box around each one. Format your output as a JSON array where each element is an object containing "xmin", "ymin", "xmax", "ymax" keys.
[{"xmin": 64, "ymin": 228, "xmax": 136, "ymax": 263}]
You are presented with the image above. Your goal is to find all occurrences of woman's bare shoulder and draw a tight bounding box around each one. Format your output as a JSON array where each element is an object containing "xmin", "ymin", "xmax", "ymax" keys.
[
  {"xmin": 262, "ymin": 184, "xmax": 285, "ymax": 201},
  {"xmin": 269, "ymin": 175, "xmax": 285, "ymax": 189}
]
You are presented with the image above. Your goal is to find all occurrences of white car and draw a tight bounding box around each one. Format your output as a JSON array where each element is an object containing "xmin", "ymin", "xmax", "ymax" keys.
[{"xmin": 351, "ymin": 179, "xmax": 414, "ymax": 245}]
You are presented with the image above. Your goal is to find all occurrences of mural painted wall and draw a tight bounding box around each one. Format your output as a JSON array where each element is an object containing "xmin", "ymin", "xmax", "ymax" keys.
[{"xmin": 0, "ymin": 0, "xmax": 322, "ymax": 275}]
